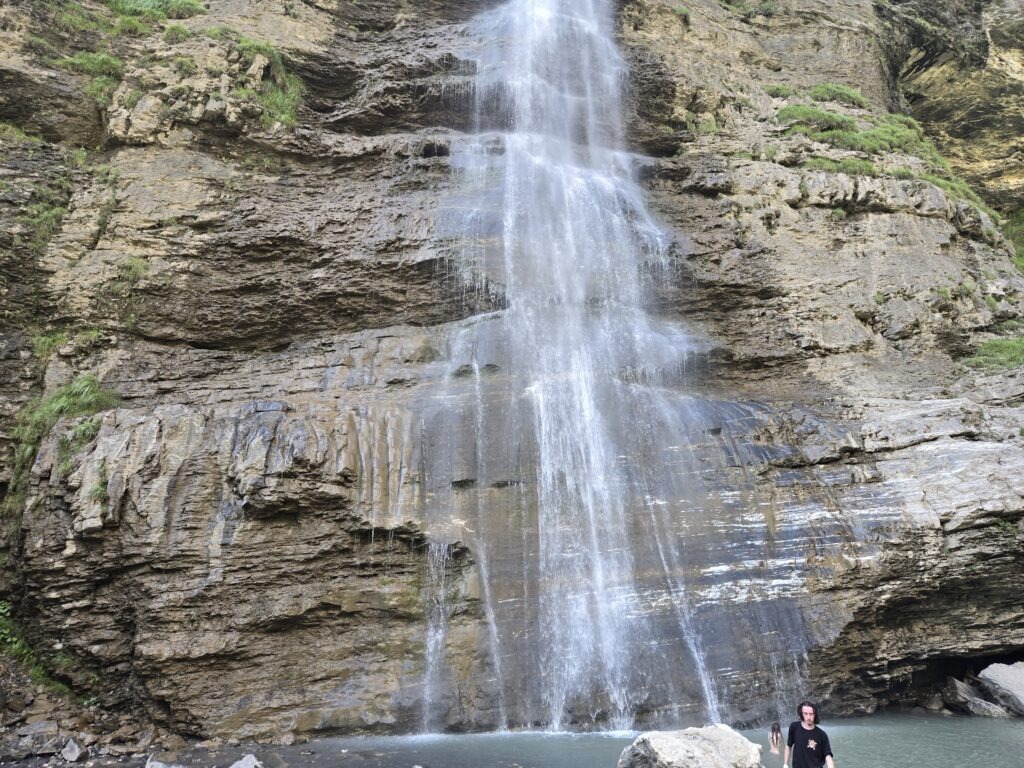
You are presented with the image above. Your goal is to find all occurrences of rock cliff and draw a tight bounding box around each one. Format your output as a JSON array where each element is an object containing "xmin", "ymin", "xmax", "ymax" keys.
[{"xmin": 1, "ymin": 0, "xmax": 1022, "ymax": 743}]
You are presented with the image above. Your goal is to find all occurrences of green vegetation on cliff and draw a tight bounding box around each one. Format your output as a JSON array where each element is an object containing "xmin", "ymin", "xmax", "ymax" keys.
[
  {"xmin": 25, "ymin": 0, "xmax": 204, "ymax": 110},
  {"xmin": 778, "ymin": 109, "xmax": 942, "ymax": 167},
  {"xmin": 0, "ymin": 600, "xmax": 71, "ymax": 695},
  {"xmin": 801, "ymin": 157, "xmax": 879, "ymax": 176},
  {"xmin": 163, "ymin": 23, "xmax": 190, "ymax": 43},
  {"xmin": 778, "ymin": 106, "xmax": 997, "ymax": 216},
  {"xmin": 1006, "ymin": 211, "xmax": 1024, "ymax": 272},
  {"xmin": 765, "ymin": 84, "xmax": 794, "ymax": 99},
  {"xmin": 717, "ymin": 0, "xmax": 778, "ymax": 19},
  {"xmin": 16, "ymin": 181, "xmax": 70, "ymax": 255},
  {"xmin": 235, "ymin": 37, "xmax": 304, "ymax": 128},
  {"xmin": 0, "ymin": 122, "xmax": 41, "ymax": 144},
  {"xmin": 776, "ymin": 104, "xmax": 856, "ymax": 132},
  {"xmin": 2, "ymin": 375, "xmax": 119, "ymax": 519},
  {"xmin": 809, "ymin": 83, "xmax": 868, "ymax": 108},
  {"xmin": 966, "ymin": 338, "xmax": 1024, "ymax": 370},
  {"xmin": 105, "ymin": 0, "xmax": 205, "ymax": 21}
]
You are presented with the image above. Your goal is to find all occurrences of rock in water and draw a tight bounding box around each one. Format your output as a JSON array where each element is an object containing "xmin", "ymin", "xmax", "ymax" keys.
[
  {"xmin": 228, "ymin": 755, "xmax": 265, "ymax": 768},
  {"xmin": 978, "ymin": 663, "xmax": 1024, "ymax": 716},
  {"xmin": 942, "ymin": 677, "xmax": 1011, "ymax": 718},
  {"xmin": 618, "ymin": 724, "xmax": 763, "ymax": 768},
  {"xmin": 145, "ymin": 755, "xmax": 188, "ymax": 768}
]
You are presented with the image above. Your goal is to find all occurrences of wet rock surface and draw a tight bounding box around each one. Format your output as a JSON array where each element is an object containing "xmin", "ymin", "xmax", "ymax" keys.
[
  {"xmin": 0, "ymin": 0, "xmax": 1022, "ymax": 744},
  {"xmin": 978, "ymin": 662, "xmax": 1024, "ymax": 715},
  {"xmin": 942, "ymin": 677, "xmax": 1011, "ymax": 718},
  {"xmin": 617, "ymin": 725, "xmax": 763, "ymax": 768}
]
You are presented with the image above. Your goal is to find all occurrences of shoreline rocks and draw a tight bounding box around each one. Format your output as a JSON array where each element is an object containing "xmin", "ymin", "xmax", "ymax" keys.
[
  {"xmin": 618, "ymin": 724, "xmax": 763, "ymax": 768},
  {"xmin": 941, "ymin": 663, "xmax": 1024, "ymax": 719},
  {"xmin": 978, "ymin": 662, "xmax": 1024, "ymax": 716}
]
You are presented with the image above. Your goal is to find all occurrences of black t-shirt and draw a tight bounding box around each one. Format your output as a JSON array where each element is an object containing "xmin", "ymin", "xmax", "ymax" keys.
[{"xmin": 787, "ymin": 722, "xmax": 833, "ymax": 768}]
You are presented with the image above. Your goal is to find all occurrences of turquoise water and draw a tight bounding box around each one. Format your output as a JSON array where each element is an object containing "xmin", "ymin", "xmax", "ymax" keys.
[{"xmin": 251, "ymin": 714, "xmax": 1024, "ymax": 768}]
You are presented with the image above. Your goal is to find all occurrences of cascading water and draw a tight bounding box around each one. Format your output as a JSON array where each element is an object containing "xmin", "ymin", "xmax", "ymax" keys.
[{"xmin": 418, "ymin": 0, "xmax": 810, "ymax": 731}]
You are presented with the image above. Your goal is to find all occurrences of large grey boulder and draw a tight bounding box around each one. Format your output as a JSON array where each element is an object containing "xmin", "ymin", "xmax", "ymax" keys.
[
  {"xmin": 145, "ymin": 755, "xmax": 188, "ymax": 768},
  {"xmin": 943, "ymin": 677, "xmax": 1012, "ymax": 718},
  {"xmin": 618, "ymin": 724, "xmax": 763, "ymax": 768},
  {"xmin": 61, "ymin": 738, "xmax": 88, "ymax": 762},
  {"xmin": 978, "ymin": 663, "xmax": 1024, "ymax": 716}
]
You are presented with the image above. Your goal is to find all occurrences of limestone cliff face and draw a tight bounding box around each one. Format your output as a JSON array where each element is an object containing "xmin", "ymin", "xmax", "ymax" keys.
[
  {"xmin": 1, "ymin": 0, "xmax": 1023, "ymax": 741},
  {"xmin": 878, "ymin": 0, "xmax": 1024, "ymax": 209}
]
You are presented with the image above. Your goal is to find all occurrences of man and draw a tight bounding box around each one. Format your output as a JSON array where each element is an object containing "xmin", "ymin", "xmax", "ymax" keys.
[{"xmin": 784, "ymin": 700, "xmax": 835, "ymax": 768}]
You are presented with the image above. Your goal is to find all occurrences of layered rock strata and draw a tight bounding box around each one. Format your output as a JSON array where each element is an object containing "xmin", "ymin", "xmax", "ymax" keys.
[
  {"xmin": 879, "ymin": 0, "xmax": 1024, "ymax": 210},
  {"xmin": 0, "ymin": 0, "xmax": 1022, "ymax": 741}
]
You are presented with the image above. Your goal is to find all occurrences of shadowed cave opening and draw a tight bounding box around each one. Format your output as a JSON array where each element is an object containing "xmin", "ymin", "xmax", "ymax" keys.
[{"xmin": 902, "ymin": 650, "xmax": 1024, "ymax": 705}]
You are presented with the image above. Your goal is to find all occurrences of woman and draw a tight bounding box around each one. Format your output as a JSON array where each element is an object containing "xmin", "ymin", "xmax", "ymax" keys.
[{"xmin": 769, "ymin": 721, "xmax": 782, "ymax": 755}]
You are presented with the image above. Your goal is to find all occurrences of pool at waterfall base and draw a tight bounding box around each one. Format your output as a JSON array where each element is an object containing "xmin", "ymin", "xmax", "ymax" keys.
[{"xmin": 84, "ymin": 714, "xmax": 1019, "ymax": 768}]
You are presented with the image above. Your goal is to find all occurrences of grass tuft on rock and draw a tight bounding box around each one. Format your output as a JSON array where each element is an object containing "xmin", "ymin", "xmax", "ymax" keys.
[
  {"xmin": 105, "ymin": 0, "xmax": 205, "ymax": 20},
  {"xmin": 235, "ymin": 37, "xmax": 304, "ymax": 128},
  {"xmin": 1003, "ymin": 210, "xmax": 1024, "ymax": 272},
  {"xmin": 204, "ymin": 25, "xmax": 236, "ymax": 40},
  {"xmin": 237, "ymin": 37, "xmax": 286, "ymax": 79},
  {"xmin": 918, "ymin": 173, "xmax": 994, "ymax": 217},
  {"xmin": 59, "ymin": 51, "xmax": 124, "ymax": 78},
  {"xmin": 17, "ymin": 186, "xmax": 68, "ymax": 254},
  {"xmin": 257, "ymin": 75, "xmax": 303, "ymax": 128},
  {"xmin": 3, "ymin": 376, "xmax": 119, "ymax": 521},
  {"xmin": 54, "ymin": 3, "xmax": 110, "ymax": 34},
  {"xmin": 777, "ymin": 104, "xmax": 856, "ymax": 132},
  {"xmin": 965, "ymin": 337, "xmax": 1024, "ymax": 370},
  {"xmin": 88, "ymin": 460, "xmax": 111, "ymax": 503},
  {"xmin": 0, "ymin": 122, "xmax": 41, "ymax": 144},
  {"xmin": 801, "ymin": 156, "xmax": 878, "ymax": 177},
  {"xmin": 765, "ymin": 84, "xmax": 793, "ymax": 98},
  {"xmin": 0, "ymin": 601, "xmax": 72, "ymax": 695},
  {"xmin": 86, "ymin": 75, "xmax": 120, "ymax": 107},
  {"xmin": 163, "ymin": 23, "xmax": 190, "ymax": 43},
  {"xmin": 779, "ymin": 108, "xmax": 997, "ymax": 217},
  {"xmin": 32, "ymin": 331, "xmax": 68, "ymax": 360},
  {"xmin": 809, "ymin": 83, "xmax": 868, "ymax": 108},
  {"xmin": 165, "ymin": 0, "xmax": 205, "ymax": 18},
  {"xmin": 113, "ymin": 15, "xmax": 150, "ymax": 36},
  {"xmin": 173, "ymin": 55, "xmax": 197, "ymax": 75}
]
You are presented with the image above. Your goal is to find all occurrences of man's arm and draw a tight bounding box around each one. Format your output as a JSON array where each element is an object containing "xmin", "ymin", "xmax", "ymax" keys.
[
  {"xmin": 783, "ymin": 745, "xmax": 791, "ymax": 766},
  {"xmin": 822, "ymin": 729, "xmax": 834, "ymax": 768}
]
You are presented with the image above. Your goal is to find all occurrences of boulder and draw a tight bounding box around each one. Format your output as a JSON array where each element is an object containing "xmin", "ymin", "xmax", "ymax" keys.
[
  {"xmin": 228, "ymin": 755, "xmax": 265, "ymax": 768},
  {"xmin": 146, "ymin": 755, "xmax": 188, "ymax": 768},
  {"xmin": 61, "ymin": 738, "xmax": 88, "ymax": 762},
  {"xmin": 978, "ymin": 662, "xmax": 1024, "ymax": 716},
  {"xmin": 942, "ymin": 677, "xmax": 1011, "ymax": 718},
  {"xmin": 618, "ymin": 724, "xmax": 762, "ymax": 768}
]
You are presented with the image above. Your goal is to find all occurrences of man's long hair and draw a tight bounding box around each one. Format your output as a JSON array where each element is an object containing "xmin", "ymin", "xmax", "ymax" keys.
[{"xmin": 797, "ymin": 700, "xmax": 821, "ymax": 725}]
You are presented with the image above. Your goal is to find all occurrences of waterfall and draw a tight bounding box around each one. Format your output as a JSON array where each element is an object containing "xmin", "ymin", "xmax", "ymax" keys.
[
  {"xmin": 421, "ymin": 540, "xmax": 454, "ymax": 733},
  {"xmin": 423, "ymin": 0, "xmax": 738, "ymax": 730}
]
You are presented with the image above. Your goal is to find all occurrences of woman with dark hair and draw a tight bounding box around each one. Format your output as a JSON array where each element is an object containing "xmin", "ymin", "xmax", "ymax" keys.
[
  {"xmin": 784, "ymin": 700, "xmax": 835, "ymax": 768},
  {"xmin": 769, "ymin": 721, "xmax": 782, "ymax": 754}
]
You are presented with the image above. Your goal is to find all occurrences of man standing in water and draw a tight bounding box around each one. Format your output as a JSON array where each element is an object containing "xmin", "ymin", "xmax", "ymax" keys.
[{"xmin": 784, "ymin": 700, "xmax": 836, "ymax": 768}]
